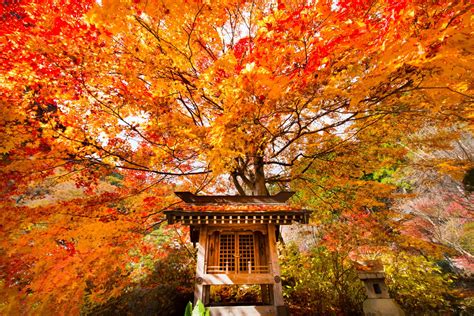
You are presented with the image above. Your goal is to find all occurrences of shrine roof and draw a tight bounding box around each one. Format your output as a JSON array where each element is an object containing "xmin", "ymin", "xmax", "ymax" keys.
[
  {"xmin": 170, "ymin": 204, "xmax": 302, "ymax": 212},
  {"xmin": 165, "ymin": 192, "xmax": 308, "ymax": 225},
  {"xmin": 174, "ymin": 191, "xmax": 295, "ymax": 205}
]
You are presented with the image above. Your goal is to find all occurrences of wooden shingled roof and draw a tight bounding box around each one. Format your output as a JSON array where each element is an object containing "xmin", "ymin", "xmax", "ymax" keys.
[
  {"xmin": 174, "ymin": 191, "xmax": 295, "ymax": 205},
  {"xmin": 164, "ymin": 192, "xmax": 308, "ymax": 225}
]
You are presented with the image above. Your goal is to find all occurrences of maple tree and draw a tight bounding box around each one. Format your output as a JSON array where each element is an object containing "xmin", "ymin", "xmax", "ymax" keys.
[
  {"xmin": 393, "ymin": 132, "xmax": 474, "ymax": 270},
  {"xmin": 1, "ymin": 0, "xmax": 473, "ymax": 314}
]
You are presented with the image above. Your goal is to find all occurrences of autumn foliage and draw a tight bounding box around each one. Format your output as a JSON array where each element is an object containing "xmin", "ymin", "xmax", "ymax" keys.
[{"xmin": 1, "ymin": 0, "xmax": 473, "ymax": 314}]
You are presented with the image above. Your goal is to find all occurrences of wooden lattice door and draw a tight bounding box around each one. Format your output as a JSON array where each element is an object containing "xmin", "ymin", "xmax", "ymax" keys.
[
  {"xmin": 218, "ymin": 232, "xmax": 255, "ymax": 273},
  {"xmin": 207, "ymin": 231, "xmax": 268, "ymax": 274},
  {"xmin": 238, "ymin": 233, "xmax": 255, "ymax": 273},
  {"xmin": 218, "ymin": 233, "xmax": 236, "ymax": 273}
]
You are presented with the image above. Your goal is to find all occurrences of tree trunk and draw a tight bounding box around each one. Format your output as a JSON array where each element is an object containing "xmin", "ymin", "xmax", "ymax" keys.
[
  {"xmin": 231, "ymin": 156, "xmax": 269, "ymax": 196},
  {"xmin": 253, "ymin": 156, "xmax": 269, "ymax": 196}
]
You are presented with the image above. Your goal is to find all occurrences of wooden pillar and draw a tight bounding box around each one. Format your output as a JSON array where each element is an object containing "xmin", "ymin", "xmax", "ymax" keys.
[
  {"xmin": 267, "ymin": 224, "xmax": 285, "ymax": 308},
  {"xmin": 194, "ymin": 226, "xmax": 207, "ymax": 304}
]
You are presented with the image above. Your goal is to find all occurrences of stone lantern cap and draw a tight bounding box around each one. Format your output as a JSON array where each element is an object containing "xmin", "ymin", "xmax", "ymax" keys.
[
  {"xmin": 355, "ymin": 260, "xmax": 391, "ymax": 299},
  {"xmin": 358, "ymin": 272, "xmax": 385, "ymax": 280},
  {"xmin": 354, "ymin": 260, "xmax": 385, "ymax": 278}
]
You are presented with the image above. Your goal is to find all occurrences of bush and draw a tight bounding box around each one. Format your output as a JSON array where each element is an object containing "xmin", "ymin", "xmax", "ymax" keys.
[
  {"xmin": 83, "ymin": 246, "xmax": 195, "ymax": 316},
  {"xmin": 280, "ymin": 243, "xmax": 365, "ymax": 315},
  {"xmin": 382, "ymin": 252, "xmax": 454, "ymax": 314}
]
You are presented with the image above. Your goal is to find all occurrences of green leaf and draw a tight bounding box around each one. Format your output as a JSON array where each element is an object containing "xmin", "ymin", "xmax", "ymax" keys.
[
  {"xmin": 193, "ymin": 300, "xmax": 206, "ymax": 316},
  {"xmin": 184, "ymin": 301, "xmax": 193, "ymax": 316}
]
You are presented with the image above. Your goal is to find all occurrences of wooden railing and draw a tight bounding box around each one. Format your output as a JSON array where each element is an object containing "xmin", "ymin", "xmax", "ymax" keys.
[{"xmin": 207, "ymin": 262, "xmax": 270, "ymax": 274}]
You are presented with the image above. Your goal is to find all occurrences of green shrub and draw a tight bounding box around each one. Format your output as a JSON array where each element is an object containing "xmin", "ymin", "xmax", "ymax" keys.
[
  {"xmin": 280, "ymin": 243, "xmax": 365, "ymax": 315},
  {"xmin": 184, "ymin": 300, "xmax": 209, "ymax": 316},
  {"xmin": 382, "ymin": 252, "xmax": 454, "ymax": 313}
]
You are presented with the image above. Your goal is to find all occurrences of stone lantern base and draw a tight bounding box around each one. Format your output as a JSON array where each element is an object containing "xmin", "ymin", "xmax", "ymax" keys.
[{"xmin": 363, "ymin": 298, "xmax": 405, "ymax": 316}]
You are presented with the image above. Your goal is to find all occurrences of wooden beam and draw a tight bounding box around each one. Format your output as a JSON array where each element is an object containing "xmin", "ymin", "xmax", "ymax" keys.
[
  {"xmin": 194, "ymin": 226, "xmax": 207, "ymax": 305},
  {"xmin": 164, "ymin": 211, "xmax": 308, "ymax": 225},
  {"xmin": 267, "ymin": 224, "xmax": 285, "ymax": 307},
  {"xmin": 201, "ymin": 273, "xmax": 275, "ymax": 285}
]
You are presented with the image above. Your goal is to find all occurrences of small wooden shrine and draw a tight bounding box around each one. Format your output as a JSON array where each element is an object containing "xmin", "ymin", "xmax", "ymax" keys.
[{"xmin": 165, "ymin": 192, "xmax": 308, "ymax": 316}]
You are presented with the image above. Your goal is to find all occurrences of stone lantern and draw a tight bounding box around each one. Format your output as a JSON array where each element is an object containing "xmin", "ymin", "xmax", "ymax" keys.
[{"xmin": 356, "ymin": 260, "xmax": 405, "ymax": 316}]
